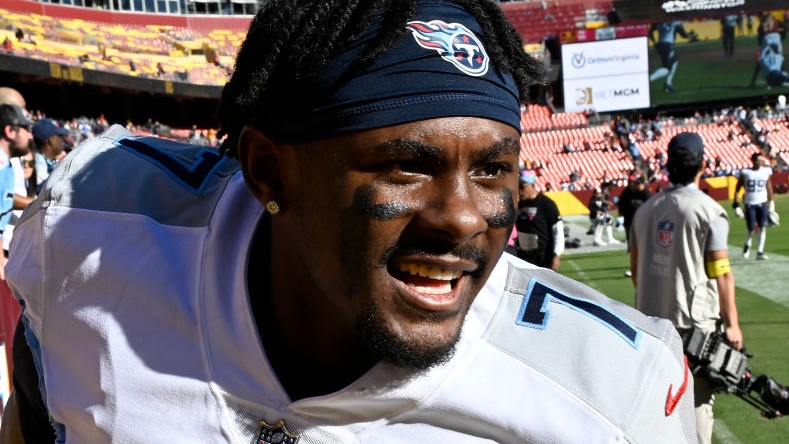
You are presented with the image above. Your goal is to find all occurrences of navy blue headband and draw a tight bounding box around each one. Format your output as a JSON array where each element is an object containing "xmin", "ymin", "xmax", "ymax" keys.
[{"xmin": 260, "ymin": 1, "xmax": 521, "ymax": 143}]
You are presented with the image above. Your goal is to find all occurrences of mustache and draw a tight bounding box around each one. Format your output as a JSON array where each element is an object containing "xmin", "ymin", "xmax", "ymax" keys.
[{"xmin": 381, "ymin": 242, "xmax": 489, "ymax": 279}]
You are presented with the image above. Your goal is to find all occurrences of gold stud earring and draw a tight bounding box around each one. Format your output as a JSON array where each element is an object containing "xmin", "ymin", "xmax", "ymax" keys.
[{"xmin": 265, "ymin": 200, "xmax": 280, "ymax": 215}]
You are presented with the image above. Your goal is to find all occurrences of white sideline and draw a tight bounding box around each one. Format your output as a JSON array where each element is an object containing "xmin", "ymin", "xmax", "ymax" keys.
[{"xmin": 728, "ymin": 245, "xmax": 789, "ymax": 309}]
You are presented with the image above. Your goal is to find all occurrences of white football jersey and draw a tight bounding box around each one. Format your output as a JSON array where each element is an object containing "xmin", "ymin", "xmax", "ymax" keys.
[
  {"xmin": 740, "ymin": 166, "xmax": 772, "ymax": 205},
  {"xmin": 6, "ymin": 126, "xmax": 696, "ymax": 443}
]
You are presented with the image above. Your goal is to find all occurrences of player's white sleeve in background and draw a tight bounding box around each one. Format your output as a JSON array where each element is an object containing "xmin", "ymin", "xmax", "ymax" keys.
[{"xmin": 552, "ymin": 220, "xmax": 565, "ymax": 256}]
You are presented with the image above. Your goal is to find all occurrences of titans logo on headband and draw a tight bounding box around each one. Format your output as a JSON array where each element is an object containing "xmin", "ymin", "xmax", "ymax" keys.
[{"xmin": 406, "ymin": 20, "xmax": 489, "ymax": 77}]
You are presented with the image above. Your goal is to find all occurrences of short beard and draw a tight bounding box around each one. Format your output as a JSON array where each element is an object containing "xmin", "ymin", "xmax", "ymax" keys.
[
  {"xmin": 10, "ymin": 143, "xmax": 29, "ymax": 158},
  {"xmin": 356, "ymin": 300, "xmax": 460, "ymax": 371}
]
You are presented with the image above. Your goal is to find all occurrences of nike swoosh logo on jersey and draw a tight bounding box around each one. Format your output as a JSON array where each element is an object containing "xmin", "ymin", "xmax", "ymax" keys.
[{"xmin": 665, "ymin": 355, "xmax": 689, "ymax": 416}]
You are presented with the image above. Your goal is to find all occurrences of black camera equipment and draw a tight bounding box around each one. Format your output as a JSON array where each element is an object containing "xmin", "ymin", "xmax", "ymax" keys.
[{"xmin": 682, "ymin": 328, "xmax": 789, "ymax": 419}]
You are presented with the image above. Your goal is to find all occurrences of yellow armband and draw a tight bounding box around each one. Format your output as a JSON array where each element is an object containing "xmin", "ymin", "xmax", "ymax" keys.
[{"xmin": 706, "ymin": 258, "xmax": 731, "ymax": 278}]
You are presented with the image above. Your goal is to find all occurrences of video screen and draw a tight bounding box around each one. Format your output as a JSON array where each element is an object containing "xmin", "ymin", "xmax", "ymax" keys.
[{"xmin": 647, "ymin": 11, "xmax": 789, "ymax": 106}]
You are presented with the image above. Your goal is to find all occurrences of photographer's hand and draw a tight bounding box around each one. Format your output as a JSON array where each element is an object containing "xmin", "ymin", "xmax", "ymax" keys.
[{"xmin": 725, "ymin": 324, "xmax": 743, "ymax": 351}]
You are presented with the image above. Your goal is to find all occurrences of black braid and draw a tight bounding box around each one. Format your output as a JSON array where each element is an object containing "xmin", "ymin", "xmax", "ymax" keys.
[{"xmin": 218, "ymin": 0, "xmax": 545, "ymax": 157}]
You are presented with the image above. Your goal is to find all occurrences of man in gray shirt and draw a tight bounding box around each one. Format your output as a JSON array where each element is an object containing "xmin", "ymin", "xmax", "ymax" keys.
[{"xmin": 630, "ymin": 131, "xmax": 742, "ymax": 444}]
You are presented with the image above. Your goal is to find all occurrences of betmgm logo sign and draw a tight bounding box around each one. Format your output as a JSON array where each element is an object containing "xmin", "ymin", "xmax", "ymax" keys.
[
  {"xmin": 576, "ymin": 87, "xmax": 593, "ymax": 106},
  {"xmin": 575, "ymin": 86, "xmax": 641, "ymax": 106}
]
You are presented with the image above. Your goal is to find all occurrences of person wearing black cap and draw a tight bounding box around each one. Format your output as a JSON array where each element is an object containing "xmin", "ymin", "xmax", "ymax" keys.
[
  {"xmin": 0, "ymin": 104, "xmax": 33, "ymax": 276},
  {"xmin": 630, "ymin": 131, "xmax": 741, "ymax": 444},
  {"xmin": 1, "ymin": 2, "xmax": 696, "ymax": 442}
]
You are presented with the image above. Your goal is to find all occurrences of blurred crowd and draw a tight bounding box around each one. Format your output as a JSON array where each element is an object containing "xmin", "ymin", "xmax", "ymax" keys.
[{"xmin": 518, "ymin": 102, "xmax": 789, "ymax": 193}]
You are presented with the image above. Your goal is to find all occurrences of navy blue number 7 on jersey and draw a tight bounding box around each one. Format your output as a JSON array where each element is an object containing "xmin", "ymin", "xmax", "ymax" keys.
[
  {"xmin": 517, "ymin": 278, "xmax": 641, "ymax": 349},
  {"xmin": 117, "ymin": 137, "xmax": 224, "ymax": 194}
]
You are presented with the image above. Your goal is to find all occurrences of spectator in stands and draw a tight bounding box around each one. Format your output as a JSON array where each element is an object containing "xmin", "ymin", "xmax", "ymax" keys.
[
  {"xmin": 209, "ymin": 52, "xmax": 224, "ymax": 68},
  {"xmin": 144, "ymin": 117, "xmax": 155, "ymax": 133},
  {"xmin": 3, "ymin": 37, "xmax": 12, "ymax": 52},
  {"xmin": 568, "ymin": 167, "xmax": 580, "ymax": 186},
  {"xmin": 0, "ymin": 87, "xmax": 26, "ymax": 109},
  {"xmin": 98, "ymin": 42, "xmax": 108, "ymax": 60},
  {"xmin": 156, "ymin": 62, "xmax": 166, "ymax": 77},
  {"xmin": 4, "ymin": 151, "xmax": 38, "ymax": 256},
  {"xmin": 96, "ymin": 114, "xmax": 109, "ymax": 134},
  {"xmin": 0, "ymin": 87, "xmax": 37, "ymax": 223},
  {"xmin": 525, "ymin": 159, "xmax": 544, "ymax": 178},
  {"xmin": 221, "ymin": 0, "xmax": 233, "ymax": 15},
  {"xmin": 0, "ymin": 104, "xmax": 33, "ymax": 276},
  {"xmin": 613, "ymin": 116, "xmax": 629, "ymax": 137},
  {"xmin": 625, "ymin": 135, "xmax": 639, "ymax": 158},
  {"xmin": 31, "ymin": 118, "xmax": 69, "ymax": 186},
  {"xmin": 14, "ymin": 28, "xmax": 35, "ymax": 45},
  {"xmin": 76, "ymin": 118, "xmax": 94, "ymax": 142}
]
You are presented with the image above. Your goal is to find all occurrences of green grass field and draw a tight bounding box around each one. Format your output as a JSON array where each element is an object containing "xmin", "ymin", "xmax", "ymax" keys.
[{"xmin": 560, "ymin": 196, "xmax": 789, "ymax": 444}]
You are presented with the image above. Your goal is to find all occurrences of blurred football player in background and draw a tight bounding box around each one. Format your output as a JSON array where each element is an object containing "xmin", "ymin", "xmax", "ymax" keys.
[{"xmin": 733, "ymin": 152, "xmax": 774, "ymax": 260}]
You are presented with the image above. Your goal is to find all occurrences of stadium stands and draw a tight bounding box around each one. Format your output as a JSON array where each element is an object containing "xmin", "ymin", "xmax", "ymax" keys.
[
  {"xmin": 499, "ymin": 0, "xmax": 613, "ymax": 43},
  {"xmin": 0, "ymin": 6, "xmax": 241, "ymax": 85},
  {"xmin": 518, "ymin": 103, "xmax": 787, "ymax": 191},
  {"xmin": 0, "ymin": 0, "xmax": 783, "ymax": 195}
]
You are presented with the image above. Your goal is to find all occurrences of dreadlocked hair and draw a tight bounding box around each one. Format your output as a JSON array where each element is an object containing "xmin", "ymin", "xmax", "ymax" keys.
[{"xmin": 218, "ymin": 0, "xmax": 545, "ymax": 157}]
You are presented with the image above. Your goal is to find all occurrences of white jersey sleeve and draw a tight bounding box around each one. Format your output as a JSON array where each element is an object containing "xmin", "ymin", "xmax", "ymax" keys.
[{"xmin": 479, "ymin": 255, "xmax": 697, "ymax": 443}]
